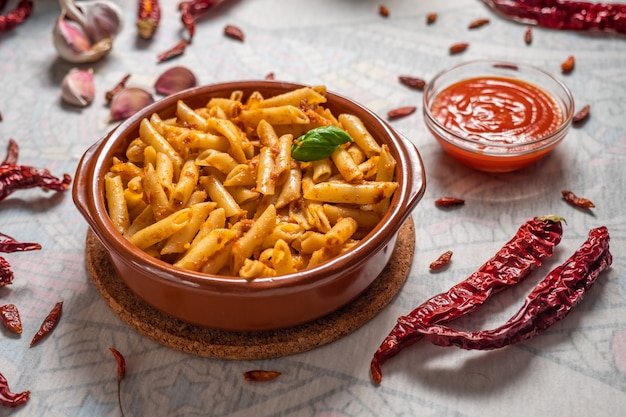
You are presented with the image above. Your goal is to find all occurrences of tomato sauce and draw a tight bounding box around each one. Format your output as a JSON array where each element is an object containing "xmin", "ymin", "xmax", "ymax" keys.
[
  {"xmin": 431, "ymin": 76, "xmax": 562, "ymax": 145},
  {"xmin": 428, "ymin": 75, "xmax": 565, "ymax": 172}
]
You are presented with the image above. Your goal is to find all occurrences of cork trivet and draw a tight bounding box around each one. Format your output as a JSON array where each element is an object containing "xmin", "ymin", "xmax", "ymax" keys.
[{"xmin": 85, "ymin": 217, "xmax": 414, "ymax": 360}]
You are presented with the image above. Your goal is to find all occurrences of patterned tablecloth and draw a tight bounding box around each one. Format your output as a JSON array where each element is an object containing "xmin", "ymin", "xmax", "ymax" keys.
[{"xmin": 1, "ymin": 0, "xmax": 625, "ymax": 416}]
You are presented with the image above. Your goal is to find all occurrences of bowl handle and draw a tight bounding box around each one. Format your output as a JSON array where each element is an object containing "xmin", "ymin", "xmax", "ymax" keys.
[
  {"xmin": 399, "ymin": 135, "xmax": 427, "ymax": 212},
  {"xmin": 72, "ymin": 134, "xmax": 109, "ymax": 228}
]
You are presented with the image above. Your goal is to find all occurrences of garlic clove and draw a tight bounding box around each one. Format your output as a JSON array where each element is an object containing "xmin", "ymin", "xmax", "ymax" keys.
[
  {"xmin": 109, "ymin": 87, "xmax": 155, "ymax": 122},
  {"xmin": 54, "ymin": 16, "xmax": 93, "ymax": 54},
  {"xmin": 61, "ymin": 68, "xmax": 95, "ymax": 107},
  {"xmin": 80, "ymin": 0, "xmax": 124, "ymax": 42},
  {"xmin": 53, "ymin": 0, "xmax": 123, "ymax": 63},
  {"xmin": 154, "ymin": 66, "xmax": 198, "ymax": 96}
]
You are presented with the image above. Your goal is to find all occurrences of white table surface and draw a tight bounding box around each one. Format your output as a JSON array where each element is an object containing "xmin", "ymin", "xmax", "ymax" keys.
[{"xmin": 1, "ymin": 0, "xmax": 625, "ymax": 416}]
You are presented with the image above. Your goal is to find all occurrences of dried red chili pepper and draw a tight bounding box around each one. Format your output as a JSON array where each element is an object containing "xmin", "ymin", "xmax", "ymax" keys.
[
  {"xmin": 0, "ymin": 372, "xmax": 29, "ymax": 408},
  {"xmin": 387, "ymin": 106, "xmax": 416, "ymax": 120},
  {"xmin": 415, "ymin": 226, "xmax": 612, "ymax": 350},
  {"xmin": 468, "ymin": 18, "xmax": 490, "ymax": 29},
  {"xmin": 370, "ymin": 215, "xmax": 564, "ymax": 384},
  {"xmin": 0, "ymin": 304, "xmax": 22, "ymax": 334},
  {"xmin": 449, "ymin": 42, "xmax": 469, "ymax": 55},
  {"xmin": 224, "ymin": 24, "xmax": 245, "ymax": 41},
  {"xmin": 243, "ymin": 370, "xmax": 281, "ymax": 382},
  {"xmin": 429, "ymin": 250, "xmax": 453, "ymax": 271},
  {"xmin": 398, "ymin": 76, "xmax": 426, "ymax": 91},
  {"xmin": 435, "ymin": 197, "xmax": 465, "ymax": 207},
  {"xmin": 482, "ymin": 0, "xmax": 626, "ymax": 34},
  {"xmin": 426, "ymin": 12, "xmax": 437, "ymax": 25},
  {"xmin": 157, "ymin": 40, "xmax": 189, "ymax": 63},
  {"xmin": 0, "ymin": 257, "xmax": 13, "ymax": 286},
  {"xmin": 137, "ymin": 0, "xmax": 161, "ymax": 39},
  {"xmin": 1, "ymin": 139, "xmax": 18, "ymax": 166},
  {"xmin": 157, "ymin": 0, "xmax": 226, "ymax": 61},
  {"xmin": 572, "ymin": 104, "xmax": 591, "ymax": 125},
  {"xmin": 0, "ymin": 0, "xmax": 33, "ymax": 32},
  {"xmin": 562, "ymin": 189, "xmax": 595, "ymax": 208},
  {"xmin": 0, "ymin": 231, "xmax": 41, "ymax": 253},
  {"xmin": 0, "ymin": 140, "xmax": 71, "ymax": 201},
  {"xmin": 561, "ymin": 55, "xmax": 575, "ymax": 74},
  {"xmin": 105, "ymin": 74, "xmax": 131, "ymax": 103},
  {"xmin": 379, "ymin": 5, "xmax": 390, "ymax": 18},
  {"xmin": 109, "ymin": 347, "xmax": 126, "ymax": 417},
  {"xmin": 30, "ymin": 301, "xmax": 63, "ymax": 347}
]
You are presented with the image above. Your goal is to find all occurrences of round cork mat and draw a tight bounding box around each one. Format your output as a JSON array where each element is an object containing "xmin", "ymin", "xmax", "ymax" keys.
[{"xmin": 85, "ymin": 217, "xmax": 414, "ymax": 360}]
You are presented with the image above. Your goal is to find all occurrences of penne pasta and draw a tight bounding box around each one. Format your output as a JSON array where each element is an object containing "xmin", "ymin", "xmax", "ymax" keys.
[{"xmin": 104, "ymin": 85, "xmax": 398, "ymax": 279}]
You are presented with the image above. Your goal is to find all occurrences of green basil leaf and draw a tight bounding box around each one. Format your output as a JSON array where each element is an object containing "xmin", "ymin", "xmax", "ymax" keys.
[{"xmin": 291, "ymin": 126, "xmax": 354, "ymax": 162}]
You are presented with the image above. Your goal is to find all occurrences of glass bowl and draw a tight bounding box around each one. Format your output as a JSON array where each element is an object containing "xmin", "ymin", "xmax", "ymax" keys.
[{"xmin": 423, "ymin": 60, "xmax": 575, "ymax": 172}]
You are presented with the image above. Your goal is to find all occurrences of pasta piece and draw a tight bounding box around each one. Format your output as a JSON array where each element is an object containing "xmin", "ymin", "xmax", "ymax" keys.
[
  {"xmin": 303, "ymin": 181, "xmax": 398, "ymax": 205},
  {"xmin": 200, "ymin": 175, "xmax": 244, "ymax": 218},
  {"xmin": 129, "ymin": 208, "xmax": 192, "ymax": 250},
  {"xmin": 174, "ymin": 228, "xmax": 238, "ymax": 271},
  {"xmin": 170, "ymin": 159, "xmax": 200, "ymax": 208},
  {"xmin": 232, "ymin": 204, "xmax": 277, "ymax": 273},
  {"xmin": 176, "ymin": 100, "xmax": 209, "ymax": 132},
  {"xmin": 339, "ymin": 113, "xmax": 381, "ymax": 157},
  {"xmin": 324, "ymin": 217, "xmax": 358, "ymax": 247},
  {"xmin": 105, "ymin": 174, "xmax": 130, "ymax": 235}
]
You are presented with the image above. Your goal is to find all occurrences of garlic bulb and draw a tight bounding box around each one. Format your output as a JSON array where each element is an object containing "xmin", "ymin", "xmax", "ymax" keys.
[
  {"xmin": 61, "ymin": 68, "xmax": 95, "ymax": 107},
  {"xmin": 53, "ymin": 0, "xmax": 123, "ymax": 63}
]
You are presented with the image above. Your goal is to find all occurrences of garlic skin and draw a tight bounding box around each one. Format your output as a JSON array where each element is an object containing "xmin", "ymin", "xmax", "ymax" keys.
[
  {"xmin": 154, "ymin": 67, "xmax": 198, "ymax": 96},
  {"xmin": 53, "ymin": 0, "xmax": 124, "ymax": 64},
  {"xmin": 61, "ymin": 68, "xmax": 95, "ymax": 107},
  {"xmin": 109, "ymin": 87, "xmax": 155, "ymax": 122}
]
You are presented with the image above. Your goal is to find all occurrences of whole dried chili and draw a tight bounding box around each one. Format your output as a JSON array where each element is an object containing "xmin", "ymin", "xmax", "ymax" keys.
[
  {"xmin": 481, "ymin": 0, "xmax": 626, "ymax": 34},
  {"xmin": 0, "ymin": 231, "xmax": 41, "ymax": 252},
  {"xmin": 0, "ymin": 0, "xmax": 33, "ymax": 32},
  {"xmin": 415, "ymin": 226, "xmax": 612, "ymax": 350},
  {"xmin": 109, "ymin": 347, "xmax": 126, "ymax": 417},
  {"xmin": 379, "ymin": 5, "xmax": 390, "ymax": 18},
  {"xmin": 370, "ymin": 215, "xmax": 564, "ymax": 384},
  {"xmin": 137, "ymin": 0, "xmax": 161, "ymax": 40},
  {"xmin": 0, "ymin": 372, "xmax": 29, "ymax": 408},
  {"xmin": 562, "ymin": 189, "xmax": 595, "ymax": 208},
  {"xmin": 0, "ymin": 232, "xmax": 41, "ymax": 287},
  {"xmin": 158, "ymin": 0, "xmax": 226, "ymax": 62},
  {"xmin": 0, "ymin": 140, "xmax": 71, "ymax": 201},
  {"xmin": 0, "ymin": 303, "xmax": 22, "ymax": 334},
  {"xmin": 30, "ymin": 301, "xmax": 63, "ymax": 347},
  {"xmin": 426, "ymin": 12, "xmax": 437, "ymax": 25}
]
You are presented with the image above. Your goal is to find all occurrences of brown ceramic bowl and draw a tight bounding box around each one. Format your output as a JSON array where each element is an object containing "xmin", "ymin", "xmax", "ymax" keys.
[{"xmin": 73, "ymin": 81, "xmax": 426, "ymax": 331}]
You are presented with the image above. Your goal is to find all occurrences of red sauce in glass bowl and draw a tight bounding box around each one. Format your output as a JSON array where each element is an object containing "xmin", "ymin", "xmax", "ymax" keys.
[{"xmin": 431, "ymin": 76, "xmax": 563, "ymax": 144}]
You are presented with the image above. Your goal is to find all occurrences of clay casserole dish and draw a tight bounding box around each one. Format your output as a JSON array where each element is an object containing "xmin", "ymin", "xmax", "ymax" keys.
[{"xmin": 73, "ymin": 81, "xmax": 426, "ymax": 331}]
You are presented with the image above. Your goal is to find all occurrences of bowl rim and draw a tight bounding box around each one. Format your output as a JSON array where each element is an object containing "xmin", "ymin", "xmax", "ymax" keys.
[
  {"xmin": 75, "ymin": 80, "xmax": 425, "ymax": 293},
  {"xmin": 422, "ymin": 59, "xmax": 575, "ymax": 155}
]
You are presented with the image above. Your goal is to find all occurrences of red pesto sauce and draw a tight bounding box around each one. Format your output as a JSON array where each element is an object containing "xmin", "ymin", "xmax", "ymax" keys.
[{"xmin": 431, "ymin": 76, "xmax": 562, "ymax": 145}]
